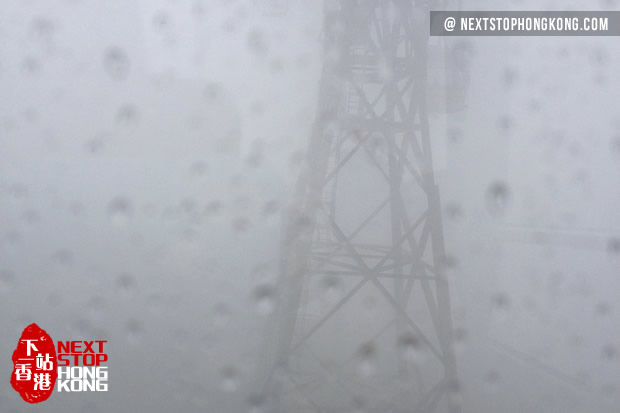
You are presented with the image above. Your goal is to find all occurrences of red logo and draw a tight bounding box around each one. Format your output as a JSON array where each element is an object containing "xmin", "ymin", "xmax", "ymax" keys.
[{"xmin": 10, "ymin": 323, "xmax": 58, "ymax": 404}]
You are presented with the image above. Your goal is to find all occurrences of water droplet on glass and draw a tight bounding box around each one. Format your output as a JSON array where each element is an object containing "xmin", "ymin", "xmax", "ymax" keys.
[
  {"xmin": 31, "ymin": 18, "xmax": 55, "ymax": 40},
  {"xmin": 486, "ymin": 181, "xmax": 510, "ymax": 215},
  {"xmin": 22, "ymin": 209, "xmax": 39, "ymax": 224},
  {"xmin": 398, "ymin": 333, "xmax": 424, "ymax": 363},
  {"xmin": 116, "ymin": 273, "xmax": 136, "ymax": 296},
  {"xmin": 47, "ymin": 292, "xmax": 63, "ymax": 307},
  {"xmin": 247, "ymin": 393, "xmax": 265, "ymax": 413},
  {"xmin": 88, "ymin": 295, "xmax": 106, "ymax": 320},
  {"xmin": 497, "ymin": 115, "xmax": 512, "ymax": 132},
  {"xmin": 595, "ymin": 301, "xmax": 611, "ymax": 317},
  {"xmin": 253, "ymin": 284, "xmax": 275, "ymax": 316},
  {"xmin": 357, "ymin": 342, "xmax": 376, "ymax": 377},
  {"xmin": 108, "ymin": 197, "xmax": 133, "ymax": 227},
  {"xmin": 190, "ymin": 160, "xmax": 207, "ymax": 176},
  {"xmin": 152, "ymin": 11, "xmax": 170, "ymax": 30},
  {"xmin": 262, "ymin": 200, "xmax": 279, "ymax": 216},
  {"xmin": 491, "ymin": 293, "xmax": 511, "ymax": 317},
  {"xmin": 8, "ymin": 183, "xmax": 28, "ymax": 199},
  {"xmin": 445, "ymin": 202, "xmax": 463, "ymax": 221},
  {"xmin": 607, "ymin": 238, "xmax": 620, "ymax": 256},
  {"xmin": 485, "ymin": 369, "xmax": 501, "ymax": 386},
  {"xmin": 233, "ymin": 217, "xmax": 250, "ymax": 232},
  {"xmin": 53, "ymin": 249, "xmax": 73, "ymax": 265},
  {"xmin": 0, "ymin": 270, "xmax": 15, "ymax": 294},
  {"xmin": 71, "ymin": 319, "xmax": 94, "ymax": 338},
  {"xmin": 116, "ymin": 104, "xmax": 139, "ymax": 127},
  {"xmin": 247, "ymin": 29, "xmax": 268, "ymax": 55},
  {"xmin": 219, "ymin": 366, "xmax": 239, "ymax": 392},
  {"xmin": 214, "ymin": 302, "xmax": 231, "ymax": 326},
  {"xmin": 204, "ymin": 83, "xmax": 221, "ymax": 101},
  {"xmin": 85, "ymin": 137, "xmax": 105, "ymax": 154},
  {"xmin": 611, "ymin": 135, "xmax": 620, "ymax": 159},
  {"xmin": 147, "ymin": 293, "xmax": 165, "ymax": 314},
  {"xmin": 602, "ymin": 344, "xmax": 616, "ymax": 360},
  {"xmin": 103, "ymin": 47, "xmax": 130, "ymax": 80},
  {"xmin": 22, "ymin": 56, "xmax": 40, "ymax": 74},
  {"xmin": 591, "ymin": 48, "xmax": 608, "ymax": 66},
  {"xmin": 126, "ymin": 319, "xmax": 143, "ymax": 344},
  {"xmin": 453, "ymin": 327, "xmax": 468, "ymax": 352},
  {"xmin": 321, "ymin": 275, "xmax": 342, "ymax": 302},
  {"xmin": 503, "ymin": 66, "xmax": 518, "ymax": 88},
  {"xmin": 447, "ymin": 126, "xmax": 463, "ymax": 143}
]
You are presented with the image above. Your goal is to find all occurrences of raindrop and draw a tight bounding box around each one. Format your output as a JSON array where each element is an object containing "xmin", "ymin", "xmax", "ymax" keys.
[
  {"xmin": 438, "ymin": 254, "xmax": 458, "ymax": 277},
  {"xmin": 116, "ymin": 104, "xmax": 139, "ymax": 127},
  {"xmin": 445, "ymin": 202, "xmax": 463, "ymax": 221},
  {"xmin": 52, "ymin": 249, "xmax": 73, "ymax": 265},
  {"xmin": 528, "ymin": 98, "xmax": 542, "ymax": 113},
  {"xmin": 85, "ymin": 137, "xmax": 105, "ymax": 154},
  {"xmin": 247, "ymin": 139, "xmax": 264, "ymax": 167},
  {"xmin": 362, "ymin": 295, "xmax": 377, "ymax": 311},
  {"xmin": 321, "ymin": 275, "xmax": 341, "ymax": 301},
  {"xmin": 595, "ymin": 301, "xmax": 611, "ymax": 317},
  {"xmin": 126, "ymin": 319, "xmax": 143, "ymax": 344},
  {"xmin": 485, "ymin": 369, "xmax": 501, "ymax": 386},
  {"xmin": 453, "ymin": 327, "xmax": 468, "ymax": 352},
  {"xmin": 22, "ymin": 56, "xmax": 40, "ymax": 74},
  {"xmin": 0, "ymin": 270, "xmax": 15, "ymax": 294},
  {"xmin": 491, "ymin": 292, "xmax": 511, "ymax": 314},
  {"xmin": 607, "ymin": 238, "xmax": 620, "ymax": 256},
  {"xmin": 47, "ymin": 292, "xmax": 63, "ymax": 307},
  {"xmin": 103, "ymin": 47, "xmax": 130, "ymax": 80},
  {"xmin": 485, "ymin": 181, "xmax": 510, "ymax": 215},
  {"xmin": 72, "ymin": 319, "xmax": 93, "ymax": 336},
  {"xmin": 5, "ymin": 230, "xmax": 21, "ymax": 247},
  {"xmin": 590, "ymin": 48, "xmax": 608, "ymax": 66},
  {"xmin": 447, "ymin": 127, "xmax": 463, "ymax": 143},
  {"xmin": 398, "ymin": 333, "xmax": 424, "ymax": 363},
  {"xmin": 602, "ymin": 344, "xmax": 616, "ymax": 360},
  {"xmin": 108, "ymin": 197, "xmax": 133, "ymax": 227},
  {"xmin": 70, "ymin": 201, "xmax": 84, "ymax": 217},
  {"xmin": 147, "ymin": 294, "xmax": 165, "ymax": 314},
  {"xmin": 497, "ymin": 115, "xmax": 512, "ymax": 132},
  {"xmin": 357, "ymin": 342, "xmax": 376, "ymax": 377},
  {"xmin": 205, "ymin": 200, "xmax": 222, "ymax": 216},
  {"xmin": 446, "ymin": 379, "xmax": 463, "ymax": 408},
  {"xmin": 233, "ymin": 217, "xmax": 250, "ymax": 232},
  {"xmin": 219, "ymin": 366, "xmax": 239, "ymax": 393},
  {"xmin": 611, "ymin": 135, "xmax": 620, "ymax": 158},
  {"xmin": 189, "ymin": 160, "xmax": 207, "ymax": 176},
  {"xmin": 152, "ymin": 11, "xmax": 170, "ymax": 30},
  {"xmin": 116, "ymin": 273, "xmax": 136, "ymax": 296},
  {"xmin": 204, "ymin": 83, "xmax": 221, "ymax": 101},
  {"xmin": 247, "ymin": 28, "xmax": 268, "ymax": 55},
  {"xmin": 262, "ymin": 200, "xmax": 279, "ymax": 216},
  {"xmin": 247, "ymin": 393, "xmax": 265, "ymax": 413},
  {"xmin": 88, "ymin": 296, "xmax": 106, "ymax": 320},
  {"xmin": 180, "ymin": 198, "xmax": 196, "ymax": 214},
  {"xmin": 214, "ymin": 302, "xmax": 231, "ymax": 326},
  {"xmin": 7, "ymin": 183, "xmax": 28, "ymax": 199},
  {"xmin": 502, "ymin": 66, "xmax": 518, "ymax": 88},
  {"xmin": 270, "ymin": 57, "xmax": 285, "ymax": 73},
  {"xmin": 253, "ymin": 284, "xmax": 276, "ymax": 316},
  {"xmin": 601, "ymin": 382, "xmax": 616, "ymax": 397}
]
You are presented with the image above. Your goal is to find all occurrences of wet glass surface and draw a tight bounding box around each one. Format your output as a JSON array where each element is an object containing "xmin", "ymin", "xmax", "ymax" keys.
[{"xmin": 1, "ymin": 1, "xmax": 619, "ymax": 412}]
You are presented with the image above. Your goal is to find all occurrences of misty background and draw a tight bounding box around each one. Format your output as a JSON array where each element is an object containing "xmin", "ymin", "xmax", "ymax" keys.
[{"xmin": 1, "ymin": 0, "xmax": 619, "ymax": 412}]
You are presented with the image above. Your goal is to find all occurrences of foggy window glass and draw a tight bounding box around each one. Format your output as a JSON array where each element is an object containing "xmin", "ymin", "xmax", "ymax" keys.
[{"xmin": 1, "ymin": 0, "xmax": 618, "ymax": 412}]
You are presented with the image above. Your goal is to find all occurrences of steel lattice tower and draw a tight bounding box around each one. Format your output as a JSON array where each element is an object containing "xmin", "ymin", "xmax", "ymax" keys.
[{"xmin": 262, "ymin": 1, "xmax": 460, "ymax": 412}]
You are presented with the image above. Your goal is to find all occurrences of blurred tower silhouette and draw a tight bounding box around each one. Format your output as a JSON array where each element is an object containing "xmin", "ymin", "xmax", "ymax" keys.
[{"xmin": 263, "ymin": 1, "xmax": 460, "ymax": 412}]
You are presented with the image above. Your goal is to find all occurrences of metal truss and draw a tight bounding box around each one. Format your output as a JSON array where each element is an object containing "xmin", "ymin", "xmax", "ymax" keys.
[{"xmin": 261, "ymin": 1, "xmax": 460, "ymax": 412}]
